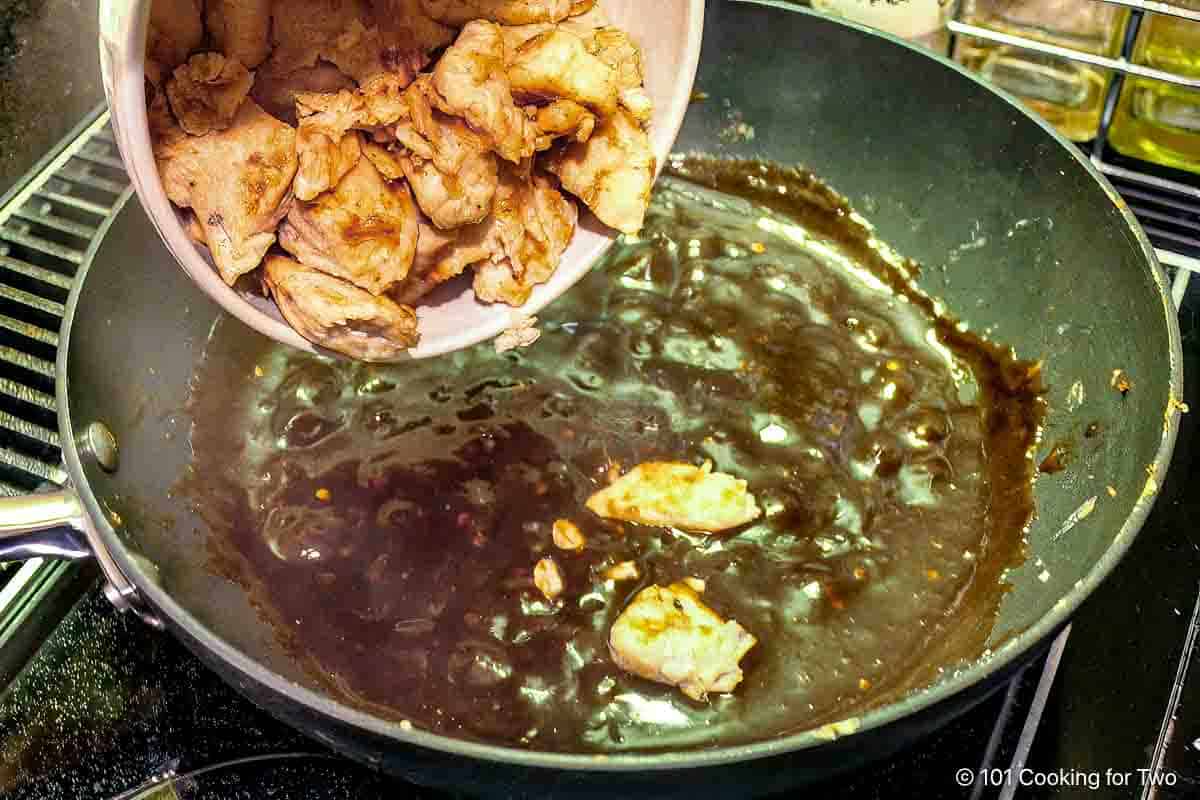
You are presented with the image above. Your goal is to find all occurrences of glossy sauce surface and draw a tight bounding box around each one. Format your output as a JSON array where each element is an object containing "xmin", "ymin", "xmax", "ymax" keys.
[{"xmin": 179, "ymin": 157, "xmax": 1043, "ymax": 753}]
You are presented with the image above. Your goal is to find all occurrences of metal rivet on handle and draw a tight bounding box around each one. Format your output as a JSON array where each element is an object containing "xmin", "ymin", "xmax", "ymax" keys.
[{"xmin": 85, "ymin": 422, "xmax": 119, "ymax": 472}]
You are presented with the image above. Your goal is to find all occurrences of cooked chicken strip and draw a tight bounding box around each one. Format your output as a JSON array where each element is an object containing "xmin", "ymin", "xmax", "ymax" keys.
[
  {"xmin": 395, "ymin": 78, "xmax": 498, "ymax": 228},
  {"xmin": 508, "ymin": 28, "xmax": 618, "ymax": 114},
  {"xmin": 156, "ymin": 99, "xmax": 298, "ymax": 285},
  {"xmin": 543, "ymin": 108, "xmax": 653, "ymax": 234},
  {"xmin": 420, "ymin": 0, "xmax": 571, "ymax": 25},
  {"xmin": 504, "ymin": 19, "xmax": 650, "ymax": 122},
  {"xmin": 205, "ymin": 0, "xmax": 272, "ymax": 68},
  {"xmin": 586, "ymin": 460, "xmax": 762, "ymax": 532},
  {"xmin": 609, "ymin": 581, "xmax": 757, "ymax": 702},
  {"xmin": 472, "ymin": 161, "xmax": 576, "ymax": 305},
  {"xmin": 532, "ymin": 98, "xmax": 595, "ymax": 149},
  {"xmin": 361, "ymin": 140, "xmax": 406, "ymax": 180},
  {"xmin": 296, "ymin": 127, "xmax": 362, "ymax": 204},
  {"xmin": 393, "ymin": 219, "xmax": 491, "ymax": 304},
  {"xmin": 268, "ymin": 0, "xmax": 372, "ymax": 75},
  {"xmin": 264, "ymin": 255, "xmax": 419, "ymax": 360},
  {"xmin": 331, "ymin": 0, "xmax": 454, "ymax": 83},
  {"xmin": 252, "ymin": 62, "xmax": 356, "ymax": 125},
  {"xmin": 372, "ymin": 0, "xmax": 457, "ymax": 50},
  {"xmin": 280, "ymin": 156, "xmax": 419, "ymax": 295},
  {"xmin": 293, "ymin": 90, "xmax": 376, "ymax": 200},
  {"xmin": 146, "ymin": 74, "xmax": 188, "ymax": 150},
  {"xmin": 433, "ymin": 20, "xmax": 536, "ymax": 163},
  {"xmin": 269, "ymin": 0, "xmax": 446, "ymax": 85},
  {"xmin": 324, "ymin": 19, "xmax": 425, "ymax": 85},
  {"xmin": 166, "ymin": 53, "xmax": 255, "ymax": 136},
  {"xmin": 148, "ymin": 0, "xmax": 204, "ymax": 72}
]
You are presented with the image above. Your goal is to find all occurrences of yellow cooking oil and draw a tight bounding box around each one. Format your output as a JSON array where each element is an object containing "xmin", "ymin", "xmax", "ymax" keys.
[
  {"xmin": 955, "ymin": 0, "xmax": 1129, "ymax": 141},
  {"xmin": 1108, "ymin": 5, "xmax": 1200, "ymax": 174}
]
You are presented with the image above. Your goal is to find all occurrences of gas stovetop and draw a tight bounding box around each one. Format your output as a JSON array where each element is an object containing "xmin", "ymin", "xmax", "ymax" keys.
[{"xmin": 0, "ymin": 105, "xmax": 1197, "ymax": 800}]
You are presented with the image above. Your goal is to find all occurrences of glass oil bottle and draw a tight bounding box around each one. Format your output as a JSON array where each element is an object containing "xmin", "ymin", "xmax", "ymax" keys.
[
  {"xmin": 1108, "ymin": 4, "xmax": 1200, "ymax": 174},
  {"xmin": 954, "ymin": 0, "xmax": 1129, "ymax": 141}
]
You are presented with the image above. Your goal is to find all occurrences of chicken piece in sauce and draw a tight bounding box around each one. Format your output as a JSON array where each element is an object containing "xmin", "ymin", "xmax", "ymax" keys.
[
  {"xmin": 433, "ymin": 20, "xmax": 537, "ymax": 164},
  {"xmin": 263, "ymin": 255, "xmax": 419, "ymax": 360},
  {"xmin": 543, "ymin": 108, "xmax": 653, "ymax": 234},
  {"xmin": 166, "ymin": 53, "xmax": 255, "ymax": 136},
  {"xmin": 155, "ymin": 100, "xmax": 298, "ymax": 285},
  {"xmin": 420, "ymin": 0, "xmax": 573, "ymax": 25},
  {"xmin": 609, "ymin": 581, "xmax": 756, "ymax": 702},
  {"xmin": 280, "ymin": 155, "xmax": 419, "ymax": 296},
  {"xmin": 205, "ymin": 0, "xmax": 273, "ymax": 69},
  {"xmin": 586, "ymin": 460, "xmax": 762, "ymax": 533}
]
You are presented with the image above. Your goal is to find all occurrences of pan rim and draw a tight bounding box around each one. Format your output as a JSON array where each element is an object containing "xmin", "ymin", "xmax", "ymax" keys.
[{"xmin": 61, "ymin": 2, "xmax": 1184, "ymax": 773}]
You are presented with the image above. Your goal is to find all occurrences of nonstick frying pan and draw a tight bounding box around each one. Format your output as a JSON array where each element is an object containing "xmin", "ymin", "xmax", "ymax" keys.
[{"xmin": 0, "ymin": 2, "xmax": 1183, "ymax": 796}]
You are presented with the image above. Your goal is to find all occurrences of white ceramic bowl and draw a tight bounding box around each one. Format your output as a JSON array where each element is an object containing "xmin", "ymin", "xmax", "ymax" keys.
[{"xmin": 98, "ymin": 1, "xmax": 704, "ymax": 360}]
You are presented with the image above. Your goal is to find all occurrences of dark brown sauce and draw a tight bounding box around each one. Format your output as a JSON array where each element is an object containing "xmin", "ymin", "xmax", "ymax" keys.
[{"xmin": 178, "ymin": 156, "xmax": 1044, "ymax": 753}]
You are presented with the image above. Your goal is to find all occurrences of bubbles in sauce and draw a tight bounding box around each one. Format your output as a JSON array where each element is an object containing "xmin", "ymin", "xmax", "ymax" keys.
[{"xmin": 179, "ymin": 157, "xmax": 1044, "ymax": 753}]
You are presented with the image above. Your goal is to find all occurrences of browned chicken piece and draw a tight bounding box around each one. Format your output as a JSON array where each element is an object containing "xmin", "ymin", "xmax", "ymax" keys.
[
  {"xmin": 279, "ymin": 156, "xmax": 419, "ymax": 295},
  {"xmin": 393, "ymin": 219, "xmax": 491, "ymax": 304},
  {"xmin": 251, "ymin": 63, "xmax": 356, "ymax": 125},
  {"xmin": 543, "ymin": 109, "xmax": 653, "ymax": 235},
  {"xmin": 296, "ymin": 127, "xmax": 363, "ymax": 204},
  {"xmin": 147, "ymin": 0, "xmax": 204, "ymax": 72},
  {"xmin": 268, "ymin": 0, "xmax": 371, "ymax": 76},
  {"xmin": 394, "ymin": 78, "xmax": 498, "ymax": 228},
  {"xmin": 609, "ymin": 581, "xmax": 757, "ymax": 702},
  {"xmin": 588, "ymin": 27, "xmax": 644, "ymax": 90},
  {"xmin": 263, "ymin": 255, "xmax": 419, "ymax": 360},
  {"xmin": 146, "ymin": 75, "xmax": 188, "ymax": 150},
  {"xmin": 532, "ymin": 98, "xmax": 595, "ymax": 149},
  {"xmin": 205, "ymin": 0, "xmax": 273, "ymax": 68},
  {"xmin": 323, "ymin": 19, "xmax": 424, "ymax": 85},
  {"xmin": 269, "ymin": 0, "xmax": 445, "ymax": 86},
  {"xmin": 508, "ymin": 28, "xmax": 618, "ymax": 115},
  {"xmin": 358, "ymin": 72, "xmax": 416, "ymax": 128},
  {"xmin": 156, "ymin": 100, "xmax": 298, "ymax": 285},
  {"xmin": 472, "ymin": 161, "xmax": 576, "ymax": 305},
  {"xmin": 433, "ymin": 20, "xmax": 536, "ymax": 164},
  {"xmin": 506, "ymin": 19, "xmax": 651, "ymax": 123},
  {"xmin": 296, "ymin": 88, "xmax": 373, "ymax": 134},
  {"xmin": 569, "ymin": 0, "xmax": 596, "ymax": 13},
  {"xmin": 331, "ymin": 0, "xmax": 454, "ymax": 84},
  {"xmin": 372, "ymin": 0, "xmax": 457, "ymax": 50},
  {"xmin": 420, "ymin": 0, "xmax": 571, "ymax": 25},
  {"xmin": 585, "ymin": 460, "xmax": 762, "ymax": 532},
  {"xmin": 588, "ymin": 27, "xmax": 651, "ymax": 122},
  {"xmin": 361, "ymin": 140, "xmax": 406, "ymax": 180},
  {"xmin": 293, "ymin": 90, "xmax": 381, "ymax": 200},
  {"xmin": 166, "ymin": 53, "xmax": 255, "ymax": 136}
]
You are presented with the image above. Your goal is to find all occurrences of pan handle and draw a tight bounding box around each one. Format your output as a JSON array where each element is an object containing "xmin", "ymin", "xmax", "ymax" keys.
[
  {"xmin": 0, "ymin": 488, "xmax": 164, "ymax": 628},
  {"xmin": 0, "ymin": 490, "xmax": 92, "ymax": 560}
]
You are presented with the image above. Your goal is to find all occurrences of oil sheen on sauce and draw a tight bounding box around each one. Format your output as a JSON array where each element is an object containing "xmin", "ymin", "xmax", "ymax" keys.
[{"xmin": 179, "ymin": 156, "xmax": 1044, "ymax": 754}]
